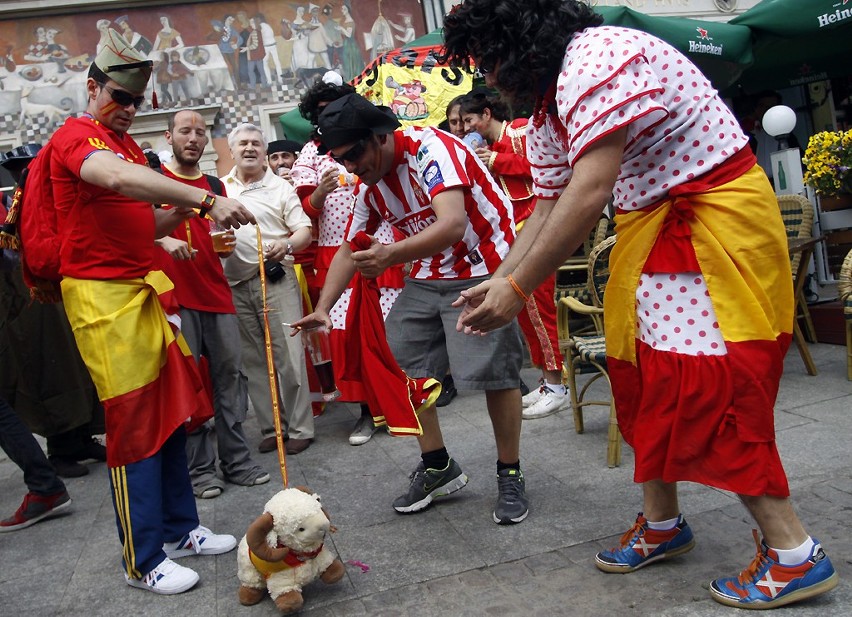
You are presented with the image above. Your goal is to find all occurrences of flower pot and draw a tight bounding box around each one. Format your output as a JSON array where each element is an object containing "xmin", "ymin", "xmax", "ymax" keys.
[{"xmin": 820, "ymin": 193, "xmax": 852, "ymax": 212}]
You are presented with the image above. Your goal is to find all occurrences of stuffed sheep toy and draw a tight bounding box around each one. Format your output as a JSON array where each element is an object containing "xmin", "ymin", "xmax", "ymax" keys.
[{"xmin": 237, "ymin": 487, "xmax": 346, "ymax": 614}]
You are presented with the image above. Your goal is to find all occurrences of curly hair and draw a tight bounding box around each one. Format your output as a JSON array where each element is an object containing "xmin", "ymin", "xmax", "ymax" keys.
[
  {"xmin": 442, "ymin": 0, "xmax": 602, "ymax": 106},
  {"xmin": 298, "ymin": 78, "xmax": 356, "ymax": 126}
]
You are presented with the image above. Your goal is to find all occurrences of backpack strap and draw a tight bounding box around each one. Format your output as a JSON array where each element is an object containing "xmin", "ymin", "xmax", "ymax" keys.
[{"xmin": 204, "ymin": 174, "xmax": 224, "ymax": 197}]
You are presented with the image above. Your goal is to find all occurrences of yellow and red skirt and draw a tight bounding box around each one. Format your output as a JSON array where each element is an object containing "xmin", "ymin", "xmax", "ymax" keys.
[{"xmin": 608, "ymin": 154, "xmax": 794, "ymax": 497}]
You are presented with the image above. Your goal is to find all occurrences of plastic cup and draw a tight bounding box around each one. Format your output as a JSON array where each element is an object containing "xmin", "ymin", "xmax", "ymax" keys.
[
  {"xmin": 301, "ymin": 326, "xmax": 340, "ymax": 401},
  {"xmin": 210, "ymin": 224, "xmax": 235, "ymax": 256}
]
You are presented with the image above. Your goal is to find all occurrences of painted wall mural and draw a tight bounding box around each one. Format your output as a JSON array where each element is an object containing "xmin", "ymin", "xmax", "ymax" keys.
[{"xmin": 0, "ymin": 0, "xmax": 427, "ymax": 144}]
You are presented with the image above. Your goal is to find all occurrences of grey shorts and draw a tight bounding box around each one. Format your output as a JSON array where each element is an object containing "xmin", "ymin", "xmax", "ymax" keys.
[{"xmin": 384, "ymin": 277, "xmax": 523, "ymax": 391}]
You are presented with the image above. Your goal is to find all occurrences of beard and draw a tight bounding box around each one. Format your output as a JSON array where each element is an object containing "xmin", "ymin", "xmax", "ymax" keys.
[{"xmin": 173, "ymin": 147, "xmax": 202, "ymax": 168}]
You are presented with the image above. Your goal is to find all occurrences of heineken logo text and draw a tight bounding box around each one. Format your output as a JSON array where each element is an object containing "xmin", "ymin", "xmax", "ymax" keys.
[{"xmin": 688, "ymin": 40, "xmax": 723, "ymax": 56}]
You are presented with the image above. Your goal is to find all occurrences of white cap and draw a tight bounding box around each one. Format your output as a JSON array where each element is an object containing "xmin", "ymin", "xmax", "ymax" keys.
[{"xmin": 322, "ymin": 70, "xmax": 343, "ymax": 86}]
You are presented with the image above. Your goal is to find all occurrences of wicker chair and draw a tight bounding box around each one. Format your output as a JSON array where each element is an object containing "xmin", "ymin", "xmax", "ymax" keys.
[
  {"xmin": 839, "ymin": 248, "xmax": 852, "ymax": 381},
  {"xmin": 557, "ymin": 235, "xmax": 621, "ymax": 467},
  {"xmin": 777, "ymin": 194, "xmax": 817, "ymax": 343}
]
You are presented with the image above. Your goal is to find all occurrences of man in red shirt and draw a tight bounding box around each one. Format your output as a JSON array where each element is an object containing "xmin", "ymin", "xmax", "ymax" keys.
[
  {"xmin": 154, "ymin": 110, "xmax": 270, "ymax": 499},
  {"xmin": 51, "ymin": 30, "xmax": 254, "ymax": 595},
  {"xmin": 294, "ymin": 93, "xmax": 529, "ymax": 525}
]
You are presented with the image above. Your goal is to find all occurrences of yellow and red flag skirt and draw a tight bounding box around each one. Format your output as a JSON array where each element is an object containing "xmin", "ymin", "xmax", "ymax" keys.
[
  {"xmin": 61, "ymin": 270, "xmax": 212, "ymax": 468},
  {"xmin": 607, "ymin": 152, "xmax": 794, "ymax": 497}
]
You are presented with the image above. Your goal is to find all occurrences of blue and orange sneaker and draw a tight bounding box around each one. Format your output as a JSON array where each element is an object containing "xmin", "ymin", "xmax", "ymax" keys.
[
  {"xmin": 595, "ymin": 513, "xmax": 695, "ymax": 573},
  {"xmin": 710, "ymin": 530, "xmax": 838, "ymax": 609}
]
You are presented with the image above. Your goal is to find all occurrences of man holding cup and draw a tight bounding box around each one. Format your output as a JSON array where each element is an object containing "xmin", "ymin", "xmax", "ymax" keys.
[
  {"xmin": 154, "ymin": 110, "xmax": 270, "ymax": 499},
  {"xmin": 220, "ymin": 123, "xmax": 315, "ymax": 456}
]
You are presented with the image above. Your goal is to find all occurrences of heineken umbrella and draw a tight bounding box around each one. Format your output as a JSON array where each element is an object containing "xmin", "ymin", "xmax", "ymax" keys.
[
  {"xmin": 594, "ymin": 6, "xmax": 753, "ymax": 89},
  {"xmin": 729, "ymin": 0, "xmax": 852, "ymax": 93}
]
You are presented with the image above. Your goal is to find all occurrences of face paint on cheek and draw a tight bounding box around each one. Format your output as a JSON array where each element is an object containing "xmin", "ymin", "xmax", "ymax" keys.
[{"xmin": 100, "ymin": 100, "xmax": 120, "ymax": 115}]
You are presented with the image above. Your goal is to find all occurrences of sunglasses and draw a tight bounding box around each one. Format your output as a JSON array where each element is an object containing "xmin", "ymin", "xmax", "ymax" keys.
[
  {"xmin": 331, "ymin": 139, "xmax": 368, "ymax": 165},
  {"xmin": 103, "ymin": 85, "xmax": 146, "ymax": 109}
]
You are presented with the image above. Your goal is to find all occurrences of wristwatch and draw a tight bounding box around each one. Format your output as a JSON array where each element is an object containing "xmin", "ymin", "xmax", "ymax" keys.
[{"xmin": 198, "ymin": 192, "xmax": 216, "ymax": 218}]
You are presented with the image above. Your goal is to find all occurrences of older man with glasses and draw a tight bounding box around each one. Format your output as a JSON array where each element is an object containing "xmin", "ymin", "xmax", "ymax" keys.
[{"xmin": 47, "ymin": 30, "xmax": 253, "ymax": 595}]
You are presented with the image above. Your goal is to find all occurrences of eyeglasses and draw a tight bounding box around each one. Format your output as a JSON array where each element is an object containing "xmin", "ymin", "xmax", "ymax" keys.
[
  {"xmin": 103, "ymin": 85, "xmax": 145, "ymax": 109},
  {"xmin": 331, "ymin": 139, "xmax": 368, "ymax": 165}
]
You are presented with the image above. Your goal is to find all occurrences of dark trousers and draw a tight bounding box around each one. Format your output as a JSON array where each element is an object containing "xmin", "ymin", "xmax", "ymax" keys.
[
  {"xmin": 109, "ymin": 428, "xmax": 199, "ymax": 578},
  {"xmin": 0, "ymin": 395, "xmax": 65, "ymax": 496}
]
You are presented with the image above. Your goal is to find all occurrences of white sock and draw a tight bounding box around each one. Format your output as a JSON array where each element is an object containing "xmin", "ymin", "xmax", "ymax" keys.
[
  {"xmin": 544, "ymin": 382, "xmax": 567, "ymax": 396},
  {"xmin": 647, "ymin": 516, "xmax": 680, "ymax": 531},
  {"xmin": 771, "ymin": 536, "xmax": 815, "ymax": 565}
]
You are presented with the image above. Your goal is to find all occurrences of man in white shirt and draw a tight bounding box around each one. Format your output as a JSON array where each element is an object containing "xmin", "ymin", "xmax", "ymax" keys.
[{"xmin": 220, "ymin": 123, "xmax": 314, "ymax": 455}]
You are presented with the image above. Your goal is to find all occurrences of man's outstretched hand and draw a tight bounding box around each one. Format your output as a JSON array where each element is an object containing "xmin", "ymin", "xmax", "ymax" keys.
[{"xmin": 452, "ymin": 277, "xmax": 526, "ymax": 335}]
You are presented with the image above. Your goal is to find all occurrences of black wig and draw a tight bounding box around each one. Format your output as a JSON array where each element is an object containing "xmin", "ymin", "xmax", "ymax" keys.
[{"xmin": 442, "ymin": 0, "xmax": 602, "ymax": 106}]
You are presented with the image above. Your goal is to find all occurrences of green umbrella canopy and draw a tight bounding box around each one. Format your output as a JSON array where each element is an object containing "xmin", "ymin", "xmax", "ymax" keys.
[
  {"xmin": 729, "ymin": 0, "xmax": 852, "ymax": 93},
  {"xmin": 406, "ymin": 28, "xmax": 444, "ymax": 49},
  {"xmin": 278, "ymin": 108, "xmax": 314, "ymax": 145},
  {"xmin": 594, "ymin": 6, "xmax": 753, "ymax": 89}
]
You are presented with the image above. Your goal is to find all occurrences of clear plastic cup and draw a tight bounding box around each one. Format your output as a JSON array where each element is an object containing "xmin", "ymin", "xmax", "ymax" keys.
[{"xmin": 301, "ymin": 325, "xmax": 340, "ymax": 402}]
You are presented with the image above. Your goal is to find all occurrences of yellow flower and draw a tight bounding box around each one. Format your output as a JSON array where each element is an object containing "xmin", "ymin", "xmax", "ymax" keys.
[{"xmin": 803, "ymin": 129, "xmax": 852, "ymax": 196}]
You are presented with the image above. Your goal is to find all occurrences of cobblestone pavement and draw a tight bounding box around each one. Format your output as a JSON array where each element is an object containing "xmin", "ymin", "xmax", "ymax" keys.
[{"xmin": 1, "ymin": 344, "xmax": 849, "ymax": 616}]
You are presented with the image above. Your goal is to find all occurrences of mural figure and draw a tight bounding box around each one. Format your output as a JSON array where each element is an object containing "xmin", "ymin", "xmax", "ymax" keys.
[
  {"xmin": 44, "ymin": 28, "xmax": 69, "ymax": 74},
  {"xmin": 213, "ymin": 14, "xmax": 239, "ymax": 88},
  {"xmin": 242, "ymin": 17, "xmax": 268, "ymax": 88},
  {"xmin": 152, "ymin": 15, "xmax": 184, "ymax": 53},
  {"xmin": 289, "ymin": 6, "xmax": 313, "ymax": 74},
  {"xmin": 23, "ymin": 26, "xmax": 48, "ymax": 63},
  {"xmin": 236, "ymin": 11, "xmax": 251, "ymax": 86},
  {"xmin": 370, "ymin": 1, "xmax": 395, "ymax": 59},
  {"xmin": 339, "ymin": 3, "xmax": 364, "ymax": 81},
  {"xmin": 322, "ymin": 4, "xmax": 343, "ymax": 70},
  {"xmin": 95, "ymin": 19, "xmax": 112, "ymax": 55},
  {"xmin": 115, "ymin": 15, "xmax": 153, "ymax": 56},
  {"xmin": 255, "ymin": 13, "xmax": 283, "ymax": 83},
  {"xmin": 307, "ymin": 3, "xmax": 332, "ymax": 70},
  {"xmin": 389, "ymin": 13, "xmax": 415, "ymax": 45}
]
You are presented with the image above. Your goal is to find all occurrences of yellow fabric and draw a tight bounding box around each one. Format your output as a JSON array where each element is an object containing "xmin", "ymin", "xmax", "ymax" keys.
[
  {"xmin": 249, "ymin": 548, "xmax": 292, "ymax": 578},
  {"xmin": 60, "ymin": 270, "xmax": 189, "ymax": 399},
  {"xmin": 605, "ymin": 165, "xmax": 794, "ymax": 366}
]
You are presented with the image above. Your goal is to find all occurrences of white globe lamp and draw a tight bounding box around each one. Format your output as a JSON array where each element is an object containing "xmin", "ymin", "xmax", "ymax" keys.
[{"xmin": 762, "ymin": 105, "xmax": 797, "ymax": 149}]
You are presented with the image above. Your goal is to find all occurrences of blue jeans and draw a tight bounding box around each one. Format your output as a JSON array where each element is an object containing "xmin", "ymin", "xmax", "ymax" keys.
[{"xmin": 0, "ymin": 395, "xmax": 65, "ymax": 496}]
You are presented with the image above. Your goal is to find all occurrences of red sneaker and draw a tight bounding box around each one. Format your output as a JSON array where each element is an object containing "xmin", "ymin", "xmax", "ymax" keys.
[{"xmin": 0, "ymin": 490, "xmax": 71, "ymax": 532}]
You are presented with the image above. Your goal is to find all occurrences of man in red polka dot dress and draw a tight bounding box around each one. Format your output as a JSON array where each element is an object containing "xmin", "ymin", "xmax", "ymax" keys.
[{"xmin": 444, "ymin": 0, "xmax": 838, "ymax": 610}]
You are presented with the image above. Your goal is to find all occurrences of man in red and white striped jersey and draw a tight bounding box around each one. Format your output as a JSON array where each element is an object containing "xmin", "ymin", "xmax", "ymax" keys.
[{"xmin": 294, "ymin": 93, "xmax": 529, "ymax": 525}]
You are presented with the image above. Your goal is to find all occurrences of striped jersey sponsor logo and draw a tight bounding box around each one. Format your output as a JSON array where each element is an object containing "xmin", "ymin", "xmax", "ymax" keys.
[{"xmin": 346, "ymin": 127, "xmax": 515, "ymax": 280}]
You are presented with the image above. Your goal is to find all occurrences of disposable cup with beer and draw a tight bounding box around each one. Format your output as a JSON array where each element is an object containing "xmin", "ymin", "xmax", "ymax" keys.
[
  {"xmin": 338, "ymin": 172, "xmax": 357, "ymax": 186},
  {"xmin": 210, "ymin": 221, "xmax": 235, "ymax": 256},
  {"xmin": 301, "ymin": 325, "xmax": 340, "ymax": 402}
]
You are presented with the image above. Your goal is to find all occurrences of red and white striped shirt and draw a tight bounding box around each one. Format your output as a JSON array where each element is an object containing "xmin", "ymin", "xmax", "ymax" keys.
[{"xmin": 345, "ymin": 127, "xmax": 515, "ymax": 280}]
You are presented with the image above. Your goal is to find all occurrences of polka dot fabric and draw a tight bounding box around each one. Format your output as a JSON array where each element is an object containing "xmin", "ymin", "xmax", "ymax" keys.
[
  {"xmin": 528, "ymin": 26, "xmax": 749, "ymax": 211},
  {"xmin": 329, "ymin": 287, "xmax": 402, "ymax": 330},
  {"xmin": 635, "ymin": 273, "xmax": 725, "ymax": 356}
]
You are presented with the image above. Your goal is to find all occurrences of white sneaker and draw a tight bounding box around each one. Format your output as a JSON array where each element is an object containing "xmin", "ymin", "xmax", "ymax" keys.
[
  {"xmin": 163, "ymin": 525, "xmax": 237, "ymax": 558},
  {"xmin": 522, "ymin": 387, "xmax": 570, "ymax": 419},
  {"xmin": 349, "ymin": 414, "xmax": 378, "ymax": 446},
  {"xmin": 125, "ymin": 558, "xmax": 199, "ymax": 595},
  {"xmin": 521, "ymin": 380, "xmax": 546, "ymax": 408}
]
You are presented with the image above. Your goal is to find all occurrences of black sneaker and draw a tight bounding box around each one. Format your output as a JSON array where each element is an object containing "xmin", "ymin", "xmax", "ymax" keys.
[
  {"xmin": 49, "ymin": 456, "xmax": 89, "ymax": 478},
  {"xmin": 392, "ymin": 459, "xmax": 468, "ymax": 513},
  {"xmin": 493, "ymin": 468, "xmax": 529, "ymax": 524},
  {"xmin": 74, "ymin": 437, "xmax": 106, "ymax": 463},
  {"xmin": 435, "ymin": 375, "xmax": 457, "ymax": 407}
]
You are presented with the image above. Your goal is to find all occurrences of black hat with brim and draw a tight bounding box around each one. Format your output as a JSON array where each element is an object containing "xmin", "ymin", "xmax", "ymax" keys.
[
  {"xmin": 0, "ymin": 143, "xmax": 42, "ymax": 170},
  {"xmin": 317, "ymin": 93, "xmax": 400, "ymax": 151},
  {"xmin": 268, "ymin": 139, "xmax": 303, "ymax": 155}
]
